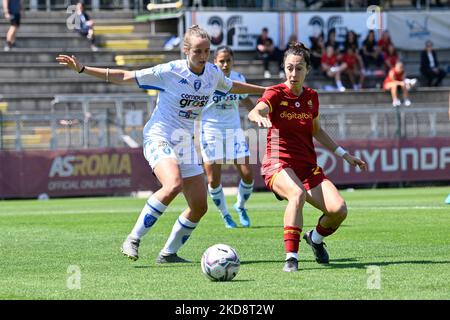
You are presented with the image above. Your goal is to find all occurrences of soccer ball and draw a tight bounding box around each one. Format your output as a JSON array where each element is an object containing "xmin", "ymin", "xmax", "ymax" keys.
[{"xmin": 201, "ymin": 244, "xmax": 240, "ymax": 281}]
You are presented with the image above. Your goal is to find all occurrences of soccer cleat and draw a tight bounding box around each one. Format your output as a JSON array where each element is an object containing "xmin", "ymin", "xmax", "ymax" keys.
[
  {"xmin": 156, "ymin": 253, "xmax": 191, "ymax": 264},
  {"xmin": 404, "ymin": 99, "xmax": 411, "ymax": 107},
  {"xmin": 223, "ymin": 214, "xmax": 237, "ymax": 229},
  {"xmin": 264, "ymin": 70, "xmax": 271, "ymax": 79},
  {"xmin": 121, "ymin": 236, "xmax": 140, "ymax": 261},
  {"xmin": 233, "ymin": 204, "xmax": 250, "ymax": 227},
  {"xmin": 283, "ymin": 257, "xmax": 299, "ymax": 272},
  {"xmin": 303, "ymin": 230, "xmax": 329, "ymax": 264},
  {"xmin": 404, "ymin": 78, "xmax": 417, "ymax": 90}
]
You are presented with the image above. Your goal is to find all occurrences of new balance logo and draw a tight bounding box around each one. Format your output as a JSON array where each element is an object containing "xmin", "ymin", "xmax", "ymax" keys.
[{"xmin": 179, "ymin": 78, "xmax": 188, "ymax": 85}]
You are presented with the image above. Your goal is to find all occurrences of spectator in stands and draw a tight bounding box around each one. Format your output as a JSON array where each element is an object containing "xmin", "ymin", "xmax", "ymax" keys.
[
  {"xmin": 360, "ymin": 30, "xmax": 383, "ymax": 70},
  {"xmin": 56, "ymin": 25, "xmax": 266, "ymax": 265},
  {"xmin": 321, "ymin": 45, "xmax": 347, "ymax": 91},
  {"xmin": 343, "ymin": 30, "xmax": 359, "ymax": 52},
  {"xmin": 325, "ymin": 28, "xmax": 342, "ymax": 53},
  {"xmin": 383, "ymin": 61, "xmax": 412, "ymax": 107},
  {"xmin": 256, "ymin": 27, "xmax": 284, "ymax": 79},
  {"xmin": 383, "ymin": 43, "xmax": 399, "ymax": 73},
  {"xmin": 377, "ymin": 30, "xmax": 393, "ymax": 56},
  {"xmin": 341, "ymin": 46, "xmax": 365, "ymax": 90},
  {"xmin": 74, "ymin": 1, "xmax": 98, "ymax": 51},
  {"xmin": 420, "ymin": 40, "xmax": 447, "ymax": 87},
  {"xmin": 343, "ymin": 30, "xmax": 365, "ymax": 80},
  {"xmin": 310, "ymin": 34, "xmax": 325, "ymax": 72},
  {"xmin": 3, "ymin": 0, "xmax": 22, "ymax": 51}
]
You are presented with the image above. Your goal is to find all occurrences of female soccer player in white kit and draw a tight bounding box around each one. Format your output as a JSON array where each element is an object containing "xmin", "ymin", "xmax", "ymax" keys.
[
  {"xmin": 56, "ymin": 25, "xmax": 266, "ymax": 263},
  {"xmin": 200, "ymin": 46, "xmax": 255, "ymax": 229}
]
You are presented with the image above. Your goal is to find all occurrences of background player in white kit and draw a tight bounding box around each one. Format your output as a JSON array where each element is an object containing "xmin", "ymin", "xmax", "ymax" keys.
[
  {"xmin": 200, "ymin": 46, "xmax": 255, "ymax": 229},
  {"xmin": 56, "ymin": 25, "xmax": 266, "ymax": 263}
]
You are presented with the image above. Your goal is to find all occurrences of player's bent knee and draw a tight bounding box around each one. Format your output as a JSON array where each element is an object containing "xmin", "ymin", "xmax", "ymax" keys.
[
  {"xmin": 333, "ymin": 203, "xmax": 348, "ymax": 221},
  {"xmin": 288, "ymin": 187, "xmax": 306, "ymax": 205},
  {"xmin": 164, "ymin": 182, "xmax": 183, "ymax": 198}
]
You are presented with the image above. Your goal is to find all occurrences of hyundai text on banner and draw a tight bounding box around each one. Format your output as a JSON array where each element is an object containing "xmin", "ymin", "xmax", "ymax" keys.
[
  {"xmin": 219, "ymin": 137, "xmax": 450, "ymax": 188},
  {"xmin": 0, "ymin": 137, "xmax": 449, "ymax": 198},
  {"xmin": 316, "ymin": 137, "xmax": 450, "ymax": 184}
]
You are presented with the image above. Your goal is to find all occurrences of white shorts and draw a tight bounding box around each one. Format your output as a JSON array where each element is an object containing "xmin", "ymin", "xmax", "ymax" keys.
[
  {"xmin": 143, "ymin": 139, "xmax": 203, "ymax": 178},
  {"xmin": 200, "ymin": 127, "xmax": 250, "ymax": 163}
]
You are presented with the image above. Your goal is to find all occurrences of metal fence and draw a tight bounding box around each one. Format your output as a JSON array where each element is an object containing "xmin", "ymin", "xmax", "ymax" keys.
[
  {"xmin": 0, "ymin": 94, "xmax": 448, "ymax": 151},
  {"xmin": 0, "ymin": 94, "xmax": 156, "ymax": 151},
  {"xmin": 8, "ymin": 0, "xmax": 445, "ymax": 12}
]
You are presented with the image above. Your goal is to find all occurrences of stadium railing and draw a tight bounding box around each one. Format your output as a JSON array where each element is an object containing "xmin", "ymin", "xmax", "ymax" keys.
[
  {"xmin": 13, "ymin": 0, "xmax": 446, "ymax": 12},
  {"xmin": 0, "ymin": 94, "xmax": 448, "ymax": 151}
]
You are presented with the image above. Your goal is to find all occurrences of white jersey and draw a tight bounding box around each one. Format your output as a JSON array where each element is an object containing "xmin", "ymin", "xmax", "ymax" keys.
[
  {"xmin": 201, "ymin": 70, "xmax": 248, "ymax": 130},
  {"xmin": 135, "ymin": 60, "xmax": 233, "ymax": 143}
]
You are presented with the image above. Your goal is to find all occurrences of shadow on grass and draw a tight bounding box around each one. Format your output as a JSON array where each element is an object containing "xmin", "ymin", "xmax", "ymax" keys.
[
  {"xmin": 249, "ymin": 225, "xmax": 351, "ymax": 230},
  {"xmin": 209, "ymin": 279, "xmax": 254, "ymax": 283},
  {"xmin": 241, "ymin": 260, "xmax": 284, "ymax": 265},
  {"xmin": 133, "ymin": 263, "xmax": 199, "ymax": 269},
  {"xmin": 249, "ymin": 225, "xmax": 282, "ymax": 229},
  {"xmin": 306, "ymin": 259, "xmax": 450, "ymax": 270}
]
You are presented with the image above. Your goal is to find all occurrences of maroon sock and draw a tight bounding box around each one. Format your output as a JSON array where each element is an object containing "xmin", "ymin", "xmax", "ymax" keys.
[
  {"xmin": 284, "ymin": 226, "xmax": 302, "ymax": 253},
  {"xmin": 315, "ymin": 222, "xmax": 337, "ymax": 237}
]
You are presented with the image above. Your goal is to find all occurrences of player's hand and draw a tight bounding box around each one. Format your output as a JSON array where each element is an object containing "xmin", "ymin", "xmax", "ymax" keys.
[
  {"xmin": 56, "ymin": 54, "xmax": 84, "ymax": 73},
  {"xmin": 343, "ymin": 154, "xmax": 367, "ymax": 171},
  {"xmin": 248, "ymin": 110, "xmax": 272, "ymax": 128},
  {"xmin": 4, "ymin": 12, "xmax": 10, "ymax": 20}
]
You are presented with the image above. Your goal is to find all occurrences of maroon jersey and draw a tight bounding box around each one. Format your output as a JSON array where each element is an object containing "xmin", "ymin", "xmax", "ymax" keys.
[
  {"xmin": 257, "ymin": 84, "xmax": 319, "ymax": 175},
  {"xmin": 321, "ymin": 53, "xmax": 337, "ymax": 67}
]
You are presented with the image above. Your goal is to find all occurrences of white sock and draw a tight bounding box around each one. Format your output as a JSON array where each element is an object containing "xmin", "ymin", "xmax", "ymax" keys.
[
  {"xmin": 208, "ymin": 184, "xmax": 229, "ymax": 218},
  {"xmin": 129, "ymin": 196, "xmax": 167, "ymax": 240},
  {"xmin": 312, "ymin": 229, "xmax": 324, "ymax": 244},
  {"xmin": 285, "ymin": 252, "xmax": 298, "ymax": 261},
  {"xmin": 236, "ymin": 179, "xmax": 254, "ymax": 208},
  {"xmin": 336, "ymin": 80, "xmax": 343, "ymax": 88},
  {"xmin": 161, "ymin": 215, "xmax": 198, "ymax": 255}
]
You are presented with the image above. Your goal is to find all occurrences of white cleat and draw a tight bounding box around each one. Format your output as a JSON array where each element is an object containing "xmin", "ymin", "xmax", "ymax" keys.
[
  {"xmin": 392, "ymin": 99, "xmax": 401, "ymax": 107},
  {"xmin": 121, "ymin": 235, "xmax": 140, "ymax": 261},
  {"xmin": 404, "ymin": 99, "xmax": 411, "ymax": 107}
]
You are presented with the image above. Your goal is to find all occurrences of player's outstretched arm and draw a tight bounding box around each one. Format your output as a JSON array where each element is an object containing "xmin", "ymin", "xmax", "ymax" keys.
[
  {"xmin": 230, "ymin": 81, "xmax": 266, "ymax": 95},
  {"xmin": 56, "ymin": 54, "xmax": 136, "ymax": 85},
  {"xmin": 248, "ymin": 101, "xmax": 272, "ymax": 128}
]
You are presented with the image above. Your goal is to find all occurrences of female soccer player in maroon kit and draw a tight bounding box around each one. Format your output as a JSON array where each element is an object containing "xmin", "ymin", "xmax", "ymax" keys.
[{"xmin": 248, "ymin": 42, "xmax": 367, "ymax": 272}]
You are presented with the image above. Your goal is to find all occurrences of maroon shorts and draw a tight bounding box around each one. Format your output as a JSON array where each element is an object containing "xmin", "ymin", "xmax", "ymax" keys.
[{"xmin": 262, "ymin": 162, "xmax": 328, "ymax": 200}]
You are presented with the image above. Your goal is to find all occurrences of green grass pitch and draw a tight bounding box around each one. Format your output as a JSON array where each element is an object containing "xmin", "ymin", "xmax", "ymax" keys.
[{"xmin": 0, "ymin": 187, "xmax": 449, "ymax": 300}]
